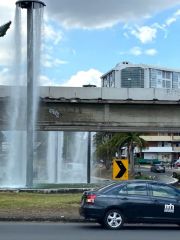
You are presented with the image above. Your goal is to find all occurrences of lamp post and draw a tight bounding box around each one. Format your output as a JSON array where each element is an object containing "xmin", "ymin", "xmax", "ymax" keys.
[{"xmin": 87, "ymin": 132, "xmax": 91, "ymax": 183}]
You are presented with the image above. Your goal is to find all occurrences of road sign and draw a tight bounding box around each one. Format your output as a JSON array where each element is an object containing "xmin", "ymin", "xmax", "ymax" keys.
[{"xmin": 113, "ymin": 159, "xmax": 128, "ymax": 180}]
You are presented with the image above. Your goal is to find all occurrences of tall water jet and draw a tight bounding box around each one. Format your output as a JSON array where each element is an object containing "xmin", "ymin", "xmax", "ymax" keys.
[{"xmin": 15, "ymin": 0, "xmax": 46, "ymax": 187}]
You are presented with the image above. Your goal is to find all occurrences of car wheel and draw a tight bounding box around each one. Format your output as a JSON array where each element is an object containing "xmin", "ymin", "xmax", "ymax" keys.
[
  {"xmin": 104, "ymin": 209, "xmax": 124, "ymax": 230},
  {"xmin": 163, "ymin": 170, "xmax": 165, "ymax": 173}
]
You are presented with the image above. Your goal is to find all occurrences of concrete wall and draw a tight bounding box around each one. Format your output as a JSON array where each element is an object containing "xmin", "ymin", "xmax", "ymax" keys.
[
  {"xmin": 1, "ymin": 86, "xmax": 180, "ymax": 132},
  {"xmin": 1, "ymin": 86, "xmax": 180, "ymax": 101}
]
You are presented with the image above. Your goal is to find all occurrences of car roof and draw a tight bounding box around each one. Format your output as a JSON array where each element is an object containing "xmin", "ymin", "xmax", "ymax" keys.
[{"xmin": 110, "ymin": 180, "xmax": 165, "ymax": 185}]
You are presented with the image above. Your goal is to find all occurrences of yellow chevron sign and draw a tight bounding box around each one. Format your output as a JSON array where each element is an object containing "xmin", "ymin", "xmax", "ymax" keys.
[{"xmin": 113, "ymin": 159, "xmax": 128, "ymax": 180}]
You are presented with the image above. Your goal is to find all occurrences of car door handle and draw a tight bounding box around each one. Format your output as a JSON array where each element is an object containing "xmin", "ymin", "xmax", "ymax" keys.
[
  {"xmin": 152, "ymin": 200, "xmax": 159, "ymax": 203},
  {"xmin": 120, "ymin": 197, "xmax": 129, "ymax": 200}
]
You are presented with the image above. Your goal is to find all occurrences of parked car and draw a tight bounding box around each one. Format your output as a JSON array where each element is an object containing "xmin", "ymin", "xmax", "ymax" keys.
[
  {"xmin": 79, "ymin": 180, "xmax": 180, "ymax": 230},
  {"xmin": 175, "ymin": 160, "xmax": 180, "ymax": 167},
  {"xmin": 150, "ymin": 164, "xmax": 165, "ymax": 173}
]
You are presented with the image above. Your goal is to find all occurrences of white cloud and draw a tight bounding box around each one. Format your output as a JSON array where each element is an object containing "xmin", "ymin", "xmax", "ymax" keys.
[
  {"xmin": 0, "ymin": 68, "xmax": 13, "ymax": 85},
  {"xmin": 45, "ymin": 24, "xmax": 63, "ymax": 45},
  {"xmin": 129, "ymin": 47, "xmax": 142, "ymax": 55},
  {"xmin": 166, "ymin": 17, "xmax": 177, "ymax": 26},
  {"xmin": 118, "ymin": 52, "xmax": 125, "ymax": 55},
  {"xmin": 152, "ymin": 23, "xmax": 167, "ymax": 38},
  {"xmin": 39, "ymin": 75, "xmax": 60, "ymax": 86},
  {"xmin": 54, "ymin": 59, "xmax": 68, "ymax": 66},
  {"xmin": 43, "ymin": 55, "xmax": 68, "ymax": 68},
  {"xmin": 174, "ymin": 9, "xmax": 180, "ymax": 16},
  {"xmin": 61, "ymin": 69, "xmax": 102, "ymax": 87},
  {"xmin": 45, "ymin": 0, "xmax": 180, "ymax": 29},
  {"xmin": 145, "ymin": 49, "xmax": 158, "ymax": 55},
  {"xmin": 124, "ymin": 33, "xmax": 129, "ymax": 39},
  {"xmin": 165, "ymin": 9, "xmax": 180, "ymax": 26},
  {"xmin": 130, "ymin": 26, "xmax": 157, "ymax": 43}
]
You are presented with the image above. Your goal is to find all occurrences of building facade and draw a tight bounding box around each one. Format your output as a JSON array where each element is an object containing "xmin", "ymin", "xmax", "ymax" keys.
[
  {"xmin": 101, "ymin": 61, "xmax": 180, "ymax": 89},
  {"xmin": 101, "ymin": 61, "xmax": 180, "ymax": 163},
  {"xmin": 140, "ymin": 133, "xmax": 180, "ymax": 163}
]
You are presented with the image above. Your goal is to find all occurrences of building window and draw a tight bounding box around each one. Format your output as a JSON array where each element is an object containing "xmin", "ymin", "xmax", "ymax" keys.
[
  {"xmin": 157, "ymin": 70, "xmax": 162, "ymax": 75},
  {"xmin": 162, "ymin": 80, "xmax": 166, "ymax": 88},
  {"xmin": 158, "ymin": 141, "xmax": 169, "ymax": 147},
  {"xmin": 162, "ymin": 70, "xmax": 171, "ymax": 79},
  {"xmin": 166, "ymin": 81, "xmax": 171, "ymax": 88},
  {"xmin": 111, "ymin": 71, "xmax": 115, "ymax": 87},
  {"xmin": 166, "ymin": 71, "xmax": 171, "ymax": 79},
  {"xmin": 174, "ymin": 133, "xmax": 180, "ymax": 136},
  {"xmin": 162, "ymin": 80, "xmax": 171, "ymax": 88},
  {"xmin": 174, "ymin": 142, "xmax": 180, "ymax": 147},
  {"xmin": 162, "ymin": 71, "xmax": 166, "ymax": 78},
  {"xmin": 121, "ymin": 67, "xmax": 144, "ymax": 88},
  {"xmin": 158, "ymin": 133, "xmax": 168, "ymax": 136}
]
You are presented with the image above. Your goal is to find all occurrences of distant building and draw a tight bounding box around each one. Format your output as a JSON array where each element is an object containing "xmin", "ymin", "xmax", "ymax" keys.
[
  {"xmin": 101, "ymin": 61, "xmax": 180, "ymax": 89},
  {"xmin": 101, "ymin": 61, "xmax": 180, "ymax": 163},
  {"xmin": 140, "ymin": 133, "xmax": 180, "ymax": 163}
]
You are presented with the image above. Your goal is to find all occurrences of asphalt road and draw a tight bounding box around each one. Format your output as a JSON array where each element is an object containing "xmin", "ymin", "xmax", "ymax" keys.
[
  {"xmin": 0, "ymin": 222, "xmax": 180, "ymax": 240},
  {"xmin": 135, "ymin": 166, "xmax": 173, "ymax": 177}
]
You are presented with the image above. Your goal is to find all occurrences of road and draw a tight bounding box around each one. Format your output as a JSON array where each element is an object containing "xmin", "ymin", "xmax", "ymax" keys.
[
  {"xmin": 0, "ymin": 222, "xmax": 179, "ymax": 240},
  {"xmin": 135, "ymin": 166, "xmax": 173, "ymax": 177}
]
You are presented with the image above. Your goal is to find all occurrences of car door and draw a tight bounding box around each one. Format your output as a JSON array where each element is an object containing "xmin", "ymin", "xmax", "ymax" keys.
[
  {"xmin": 148, "ymin": 183, "xmax": 180, "ymax": 222},
  {"xmin": 116, "ymin": 182, "xmax": 152, "ymax": 221}
]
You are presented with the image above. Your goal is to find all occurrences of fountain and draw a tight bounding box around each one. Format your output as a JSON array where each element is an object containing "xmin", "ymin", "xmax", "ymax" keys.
[
  {"xmin": 15, "ymin": 0, "xmax": 45, "ymax": 187},
  {"xmin": 1, "ymin": 1, "xmax": 95, "ymax": 188}
]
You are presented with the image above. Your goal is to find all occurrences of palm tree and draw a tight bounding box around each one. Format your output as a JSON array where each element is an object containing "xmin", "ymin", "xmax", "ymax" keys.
[{"xmin": 110, "ymin": 133, "xmax": 149, "ymax": 175}]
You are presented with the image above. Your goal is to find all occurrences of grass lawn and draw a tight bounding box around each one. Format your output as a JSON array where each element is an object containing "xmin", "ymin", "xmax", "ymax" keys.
[{"xmin": 0, "ymin": 192, "xmax": 82, "ymax": 216}]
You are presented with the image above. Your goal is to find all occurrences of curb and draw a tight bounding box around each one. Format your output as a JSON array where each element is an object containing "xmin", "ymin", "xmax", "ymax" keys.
[{"xmin": 0, "ymin": 216, "xmax": 95, "ymax": 223}]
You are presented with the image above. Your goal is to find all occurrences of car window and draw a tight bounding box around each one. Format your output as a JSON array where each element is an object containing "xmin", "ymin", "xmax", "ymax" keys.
[
  {"xmin": 151, "ymin": 184, "xmax": 180, "ymax": 198},
  {"xmin": 119, "ymin": 183, "xmax": 148, "ymax": 196}
]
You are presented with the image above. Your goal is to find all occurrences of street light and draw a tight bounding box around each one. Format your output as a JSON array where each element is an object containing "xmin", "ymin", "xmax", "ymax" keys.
[{"xmin": 0, "ymin": 21, "xmax": 12, "ymax": 37}]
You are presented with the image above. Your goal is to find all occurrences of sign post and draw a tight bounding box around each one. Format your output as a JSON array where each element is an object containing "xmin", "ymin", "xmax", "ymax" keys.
[{"xmin": 113, "ymin": 159, "xmax": 128, "ymax": 180}]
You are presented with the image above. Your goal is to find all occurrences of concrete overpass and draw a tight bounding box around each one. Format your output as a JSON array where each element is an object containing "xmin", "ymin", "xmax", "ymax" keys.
[{"xmin": 1, "ymin": 86, "xmax": 180, "ymax": 132}]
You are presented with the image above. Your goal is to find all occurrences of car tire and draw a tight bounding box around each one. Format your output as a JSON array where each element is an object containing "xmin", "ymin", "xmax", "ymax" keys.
[
  {"xmin": 104, "ymin": 209, "xmax": 124, "ymax": 230},
  {"xmin": 163, "ymin": 170, "xmax": 165, "ymax": 173}
]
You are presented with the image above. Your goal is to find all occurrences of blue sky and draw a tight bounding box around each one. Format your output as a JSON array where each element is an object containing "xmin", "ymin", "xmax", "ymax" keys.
[{"xmin": 0, "ymin": 0, "xmax": 180, "ymax": 87}]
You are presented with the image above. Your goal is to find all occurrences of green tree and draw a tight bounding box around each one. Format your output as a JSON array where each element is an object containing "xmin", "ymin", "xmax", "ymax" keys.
[
  {"xmin": 93, "ymin": 133, "xmax": 114, "ymax": 169},
  {"xmin": 110, "ymin": 133, "xmax": 149, "ymax": 175},
  {"xmin": 93, "ymin": 132, "xmax": 114, "ymax": 148}
]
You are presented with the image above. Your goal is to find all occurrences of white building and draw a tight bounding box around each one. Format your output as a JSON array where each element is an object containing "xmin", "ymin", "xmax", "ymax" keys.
[
  {"xmin": 101, "ymin": 61, "xmax": 180, "ymax": 163},
  {"xmin": 101, "ymin": 61, "xmax": 180, "ymax": 89}
]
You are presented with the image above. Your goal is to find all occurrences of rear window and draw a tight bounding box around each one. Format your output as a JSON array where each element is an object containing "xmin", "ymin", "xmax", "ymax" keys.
[{"xmin": 96, "ymin": 183, "xmax": 124, "ymax": 193}]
